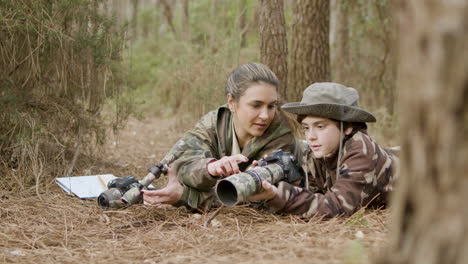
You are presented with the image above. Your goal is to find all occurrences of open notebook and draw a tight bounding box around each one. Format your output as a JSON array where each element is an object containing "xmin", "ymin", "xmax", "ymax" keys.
[{"xmin": 55, "ymin": 174, "xmax": 117, "ymax": 199}]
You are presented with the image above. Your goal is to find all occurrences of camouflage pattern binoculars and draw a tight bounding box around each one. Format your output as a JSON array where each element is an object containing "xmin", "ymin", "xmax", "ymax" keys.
[{"xmin": 97, "ymin": 163, "xmax": 167, "ymax": 208}]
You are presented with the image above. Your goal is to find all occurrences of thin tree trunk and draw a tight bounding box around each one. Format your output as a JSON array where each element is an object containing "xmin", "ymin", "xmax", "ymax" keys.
[
  {"xmin": 181, "ymin": 0, "xmax": 190, "ymax": 41},
  {"xmin": 160, "ymin": 0, "xmax": 177, "ymax": 38},
  {"xmin": 131, "ymin": 0, "xmax": 139, "ymax": 40},
  {"xmin": 259, "ymin": 0, "xmax": 288, "ymax": 101},
  {"xmin": 209, "ymin": 0, "xmax": 218, "ymax": 44},
  {"xmin": 378, "ymin": 1, "xmax": 468, "ymax": 264},
  {"xmin": 238, "ymin": 0, "xmax": 248, "ymax": 48},
  {"xmin": 288, "ymin": 0, "xmax": 330, "ymax": 101}
]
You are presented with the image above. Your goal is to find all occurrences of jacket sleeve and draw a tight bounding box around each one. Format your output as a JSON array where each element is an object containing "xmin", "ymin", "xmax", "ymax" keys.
[
  {"xmin": 170, "ymin": 111, "xmax": 221, "ymax": 192},
  {"xmin": 267, "ymin": 134, "xmax": 381, "ymax": 218}
]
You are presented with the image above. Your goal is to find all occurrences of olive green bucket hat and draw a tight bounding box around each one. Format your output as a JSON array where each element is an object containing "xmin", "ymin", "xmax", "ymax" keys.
[{"xmin": 281, "ymin": 82, "xmax": 376, "ymax": 123}]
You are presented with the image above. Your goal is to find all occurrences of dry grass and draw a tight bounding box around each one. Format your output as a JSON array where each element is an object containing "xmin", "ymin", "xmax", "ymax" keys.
[
  {"xmin": 1, "ymin": 115, "xmax": 390, "ymax": 264},
  {"xmin": 0, "ymin": 195, "xmax": 389, "ymax": 264}
]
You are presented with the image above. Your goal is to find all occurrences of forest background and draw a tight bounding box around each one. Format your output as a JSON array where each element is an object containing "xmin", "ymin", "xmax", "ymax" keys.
[
  {"xmin": 4, "ymin": 0, "xmax": 462, "ymax": 263},
  {"xmin": 1, "ymin": 0, "xmax": 398, "ymax": 195}
]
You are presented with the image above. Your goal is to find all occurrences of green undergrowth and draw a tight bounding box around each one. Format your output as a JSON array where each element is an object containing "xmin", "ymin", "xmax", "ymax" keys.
[{"xmin": 125, "ymin": 0, "xmax": 260, "ymax": 119}]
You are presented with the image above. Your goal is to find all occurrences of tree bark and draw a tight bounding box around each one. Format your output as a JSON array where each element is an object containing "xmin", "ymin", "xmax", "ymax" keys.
[
  {"xmin": 374, "ymin": 0, "xmax": 396, "ymax": 113},
  {"xmin": 331, "ymin": 0, "xmax": 349, "ymax": 84},
  {"xmin": 378, "ymin": 1, "xmax": 468, "ymax": 264},
  {"xmin": 288, "ymin": 0, "xmax": 330, "ymax": 101},
  {"xmin": 259, "ymin": 0, "xmax": 288, "ymax": 101}
]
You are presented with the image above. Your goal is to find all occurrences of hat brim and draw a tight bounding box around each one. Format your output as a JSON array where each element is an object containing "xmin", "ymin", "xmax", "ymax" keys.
[{"xmin": 281, "ymin": 102, "xmax": 376, "ymax": 123}]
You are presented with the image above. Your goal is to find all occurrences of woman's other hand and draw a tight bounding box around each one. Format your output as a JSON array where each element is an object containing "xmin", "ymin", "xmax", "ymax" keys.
[{"xmin": 142, "ymin": 166, "xmax": 183, "ymax": 205}]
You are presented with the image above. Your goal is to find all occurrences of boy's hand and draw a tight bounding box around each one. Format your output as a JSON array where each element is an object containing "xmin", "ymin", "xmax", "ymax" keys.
[{"xmin": 247, "ymin": 180, "xmax": 278, "ymax": 201}]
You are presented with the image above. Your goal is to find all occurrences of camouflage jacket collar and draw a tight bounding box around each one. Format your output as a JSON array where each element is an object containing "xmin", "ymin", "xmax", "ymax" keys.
[{"xmin": 309, "ymin": 128, "xmax": 369, "ymax": 171}]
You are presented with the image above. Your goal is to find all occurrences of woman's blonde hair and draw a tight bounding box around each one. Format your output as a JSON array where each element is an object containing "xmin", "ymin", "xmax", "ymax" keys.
[{"xmin": 225, "ymin": 62, "xmax": 279, "ymax": 101}]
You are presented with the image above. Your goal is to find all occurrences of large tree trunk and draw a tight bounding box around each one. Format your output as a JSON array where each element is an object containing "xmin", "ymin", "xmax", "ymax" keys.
[
  {"xmin": 379, "ymin": 1, "xmax": 468, "ymax": 264},
  {"xmin": 288, "ymin": 0, "xmax": 330, "ymax": 101},
  {"xmin": 259, "ymin": 0, "xmax": 288, "ymax": 101}
]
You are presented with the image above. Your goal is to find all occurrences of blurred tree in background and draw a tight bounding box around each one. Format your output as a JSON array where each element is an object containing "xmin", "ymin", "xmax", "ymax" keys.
[
  {"xmin": 330, "ymin": 0, "xmax": 396, "ymax": 113},
  {"xmin": 116, "ymin": 0, "xmax": 396, "ymax": 120},
  {"xmin": 288, "ymin": 0, "xmax": 330, "ymax": 102},
  {"xmin": 259, "ymin": 0, "xmax": 288, "ymax": 101}
]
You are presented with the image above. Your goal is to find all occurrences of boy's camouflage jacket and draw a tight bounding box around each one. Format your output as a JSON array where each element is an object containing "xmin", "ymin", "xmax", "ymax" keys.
[
  {"xmin": 266, "ymin": 129, "xmax": 400, "ymax": 218},
  {"xmin": 166, "ymin": 105, "xmax": 296, "ymax": 209}
]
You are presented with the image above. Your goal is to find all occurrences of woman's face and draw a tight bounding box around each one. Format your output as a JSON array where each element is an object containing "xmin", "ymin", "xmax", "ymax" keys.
[{"xmin": 228, "ymin": 81, "xmax": 278, "ymax": 144}]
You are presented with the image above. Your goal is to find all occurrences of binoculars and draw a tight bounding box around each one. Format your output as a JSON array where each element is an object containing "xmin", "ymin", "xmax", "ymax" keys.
[{"xmin": 97, "ymin": 163, "xmax": 166, "ymax": 208}]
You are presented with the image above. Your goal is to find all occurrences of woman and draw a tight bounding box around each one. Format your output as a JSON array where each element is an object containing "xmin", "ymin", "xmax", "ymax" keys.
[{"xmin": 143, "ymin": 62, "xmax": 297, "ymax": 210}]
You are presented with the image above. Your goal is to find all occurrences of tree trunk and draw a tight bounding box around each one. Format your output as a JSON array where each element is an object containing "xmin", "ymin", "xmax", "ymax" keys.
[
  {"xmin": 238, "ymin": 0, "xmax": 248, "ymax": 48},
  {"xmin": 160, "ymin": 0, "xmax": 177, "ymax": 38},
  {"xmin": 331, "ymin": 0, "xmax": 349, "ymax": 84},
  {"xmin": 259, "ymin": 0, "xmax": 288, "ymax": 102},
  {"xmin": 209, "ymin": 0, "xmax": 218, "ymax": 44},
  {"xmin": 288, "ymin": 0, "xmax": 330, "ymax": 101},
  {"xmin": 181, "ymin": 0, "xmax": 190, "ymax": 41},
  {"xmin": 374, "ymin": 0, "xmax": 396, "ymax": 114},
  {"xmin": 378, "ymin": 1, "xmax": 468, "ymax": 264},
  {"xmin": 131, "ymin": 0, "xmax": 139, "ymax": 40}
]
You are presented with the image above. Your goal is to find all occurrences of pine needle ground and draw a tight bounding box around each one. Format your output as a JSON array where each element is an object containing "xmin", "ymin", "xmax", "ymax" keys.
[{"xmin": 0, "ymin": 116, "xmax": 389, "ymax": 264}]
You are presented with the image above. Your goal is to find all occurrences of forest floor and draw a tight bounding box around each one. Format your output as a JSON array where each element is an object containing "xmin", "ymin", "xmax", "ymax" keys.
[{"xmin": 1, "ymin": 115, "xmax": 390, "ymax": 264}]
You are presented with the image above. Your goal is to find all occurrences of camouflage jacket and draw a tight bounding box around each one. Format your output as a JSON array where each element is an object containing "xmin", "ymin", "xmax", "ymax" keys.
[
  {"xmin": 266, "ymin": 129, "xmax": 400, "ymax": 218},
  {"xmin": 165, "ymin": 105, "xmax": 296, "ymax": 209}
]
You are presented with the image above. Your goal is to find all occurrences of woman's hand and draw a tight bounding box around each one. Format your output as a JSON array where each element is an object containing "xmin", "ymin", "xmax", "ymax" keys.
[
  {"xmin": 247, "ymin": 181, "xmax": 278, "ymax": 201},
  {"xmin": 207, "ymin": 154, "xmax": 248, "ymax": 177},
  {"xmin": 142, "ymin": 166, "xmax": 183, "ymax": 205}
]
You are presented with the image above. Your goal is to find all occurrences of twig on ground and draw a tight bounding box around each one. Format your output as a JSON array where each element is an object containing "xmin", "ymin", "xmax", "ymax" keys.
[{"xmin": 203, "ymin": 205, "xmax": 224, "ymax": 228}]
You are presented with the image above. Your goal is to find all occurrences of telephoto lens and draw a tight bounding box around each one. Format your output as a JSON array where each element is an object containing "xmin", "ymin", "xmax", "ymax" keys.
[{"xmin": 216, "ymin": 163, "xmax": 284, "ymax": 206}]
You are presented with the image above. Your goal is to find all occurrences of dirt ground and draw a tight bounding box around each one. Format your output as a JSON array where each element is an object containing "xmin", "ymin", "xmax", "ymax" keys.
[{"xmin": 0, "ymin": 116, "xmax": 390, "ymax": 264}]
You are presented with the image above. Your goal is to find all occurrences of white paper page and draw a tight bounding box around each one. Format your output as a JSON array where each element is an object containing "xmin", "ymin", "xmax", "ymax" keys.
[{"xmin": 55, "ymin": 174, "xmax": 117, "ymax": 199}]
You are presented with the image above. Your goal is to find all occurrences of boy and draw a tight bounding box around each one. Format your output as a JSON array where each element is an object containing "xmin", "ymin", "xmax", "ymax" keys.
[{"xmin": 249, "ymin": 82, "xmax": 399, "ymax": 218}]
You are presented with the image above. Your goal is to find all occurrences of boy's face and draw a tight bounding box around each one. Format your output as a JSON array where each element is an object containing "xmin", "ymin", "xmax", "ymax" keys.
[{"xmin": 301, "ymin": 116, "xmax": 352, "ymax": 159}]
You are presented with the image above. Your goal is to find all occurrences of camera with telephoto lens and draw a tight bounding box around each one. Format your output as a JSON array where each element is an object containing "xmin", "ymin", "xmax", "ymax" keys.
[{"xmin": 215, "ymin": 149, "xmax": 303, "ymax": 206}]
